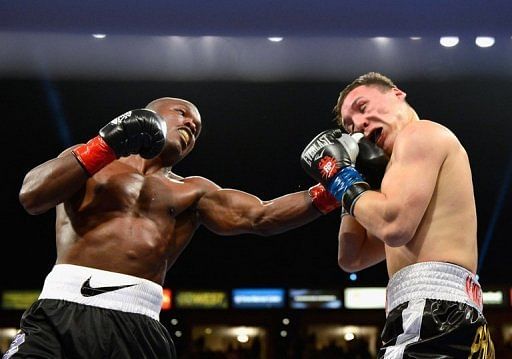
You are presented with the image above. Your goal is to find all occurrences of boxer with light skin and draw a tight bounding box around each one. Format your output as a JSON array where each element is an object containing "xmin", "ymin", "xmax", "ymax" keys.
[
  {"xmin": 8, "ymin": 97, "xmax": 339, "ymax": 359},
  {"xmin": 302, "ymin": 72, "xmax": 495, "ymax": 358}
]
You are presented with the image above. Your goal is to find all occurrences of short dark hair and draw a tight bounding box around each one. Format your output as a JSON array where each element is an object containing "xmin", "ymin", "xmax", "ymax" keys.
[{"xmin": 333, "ymin": 72, "xmax": 396, "ymax": 128}]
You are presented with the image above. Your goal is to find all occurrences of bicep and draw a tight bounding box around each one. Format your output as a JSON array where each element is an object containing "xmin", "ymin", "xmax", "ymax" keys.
[{"xmin": 380, "ymin": 128, "xmax": 449, "ymax": 233}]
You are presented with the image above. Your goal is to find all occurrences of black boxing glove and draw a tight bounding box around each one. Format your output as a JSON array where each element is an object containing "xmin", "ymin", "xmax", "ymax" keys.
[
  {"xmin": 352, "ymin": 133, "xmax": 389, "ymax": 189},
  {"xmin": 72, "ymin": 109, "xmax": 167, "ymax": 175},
  {"xmin": 301, "ymin": 129, "xmax": 369, "ymax": 215}
]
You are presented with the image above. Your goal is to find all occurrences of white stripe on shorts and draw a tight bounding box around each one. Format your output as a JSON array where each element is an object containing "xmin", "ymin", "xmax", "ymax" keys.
[{"xmin": 383, "ymin": 299, "xmax": 426, "ymax": 359}]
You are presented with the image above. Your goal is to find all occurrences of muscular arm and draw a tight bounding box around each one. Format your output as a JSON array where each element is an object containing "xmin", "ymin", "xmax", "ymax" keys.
[
  {"xmin": 350, "ymin": 122, "xmax": 450, "ymax": 247},
  {"xmin": 19, "ymin": 147, "xmax": 88, "ymax": 215},
  {"xmin": 338, "ymin": 215, "xmax": 385, "ymax": 272},
  {"xmin": 197, "ymin": 188, "xmax": 322, "ymax": 236}
]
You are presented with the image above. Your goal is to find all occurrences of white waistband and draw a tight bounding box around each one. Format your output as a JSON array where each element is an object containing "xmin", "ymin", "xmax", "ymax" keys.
[
  {"xmin": 39, "ymin": 264, "xmax": 163, "ymax": 321},
  {"xmin": 386, "ymin": 261, "xmax": 483, "ymax": 315}
]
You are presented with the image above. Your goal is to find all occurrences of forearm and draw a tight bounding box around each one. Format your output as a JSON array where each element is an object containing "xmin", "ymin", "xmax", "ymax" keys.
[
  {"xmin": 19, "ymin": 153, "xmax": 89, "ymax": 215},
  {"xmin": 198, "ymin": 189, "xmax": 321, "ymax": 236},
  {"xmin": 338, "ymin": 215, "xmax": 385, "ymax": 272},
  {"xmin": 351, "ymin": 190, "xmax": 414, "ymax": 247},
  {"xmin": 255, "ymin": 190, "xmax": 322, "ymax": 235}
]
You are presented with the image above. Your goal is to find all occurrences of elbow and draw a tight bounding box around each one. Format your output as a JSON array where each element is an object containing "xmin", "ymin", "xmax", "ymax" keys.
[
  {"xmin": 19, "ymin": 188, "xmax": 46, "ymax": 215},
  {"xmin": 379, "ymin": 223, "xmax": 414, "ymax": 247},
  {"xmin": 337, "ymin": 256, "xmax": 363, "ymax": 273},
  {"xmin": 251, "ymin": 223, "xmax": 276, "ymax": 237},
  {"xmin": 249, "ymin": 213, "xmax": 282, "ymax": 237},
  {"xmin": 338, "ymin": 261, "xmax": 354, "ymax": 273}
]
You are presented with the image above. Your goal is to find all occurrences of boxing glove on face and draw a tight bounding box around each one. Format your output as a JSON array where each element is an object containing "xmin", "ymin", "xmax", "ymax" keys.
[
  {"xmin": 72, "ymin": 108, "xmax": 167, "ymax": 175},
  {"xmin": 301, "ymin": 129, "xmax": 369, "ymax": 215},
  {"xmin": 355, "ymin": 136, "xmax": 389, "ymax": 189}
]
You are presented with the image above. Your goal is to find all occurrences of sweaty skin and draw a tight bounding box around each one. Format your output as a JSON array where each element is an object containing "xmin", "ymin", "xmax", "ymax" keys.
[
  {"xmin": 19, "ymin": 98, "xmax": 321, "ymax": 285},
  {"xmin": 337, "ymin": 85, "xmax": 477, "ymax": 277}
]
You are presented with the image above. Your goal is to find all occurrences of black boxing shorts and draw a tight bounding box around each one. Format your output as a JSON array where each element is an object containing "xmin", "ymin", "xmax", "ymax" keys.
[
  {"xmin": 3, "ymin": 264, "xmax": 176, "ymax": 359},
  {"xmin": 378, "ymin": 261, "xmax": 494, "ymax": 359}
]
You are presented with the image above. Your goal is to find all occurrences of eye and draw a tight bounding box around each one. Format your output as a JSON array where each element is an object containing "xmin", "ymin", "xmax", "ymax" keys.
[
  {"xmin": 342, "ymin": 118, "xmax": 355, "ymax": 134},
  {"xmin": 359, "ymin": 103, "xmax": 367, "ymax": 113},
  {"xmin": 175, "ymin": 109, "xmax": 185, "ymax": 116}
]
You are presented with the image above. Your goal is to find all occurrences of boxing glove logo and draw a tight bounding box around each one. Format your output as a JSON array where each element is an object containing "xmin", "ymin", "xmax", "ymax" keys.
[
  {"xmin": 318, "ymin": 156, "xmax": 340, "ymax": 180},
  {"xmin": 301, "ymin": 133, "xmax": 334, "ymax": 167}
]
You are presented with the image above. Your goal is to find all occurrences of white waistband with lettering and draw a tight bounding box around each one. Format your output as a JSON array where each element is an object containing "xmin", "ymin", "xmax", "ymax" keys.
[
  {"xmin": 38, "ymin": 264, "xmax": 163, "ymax": 320},
  {"xmin": 386, "ymin": 261, "xmax": 483, "ymax": 315}
]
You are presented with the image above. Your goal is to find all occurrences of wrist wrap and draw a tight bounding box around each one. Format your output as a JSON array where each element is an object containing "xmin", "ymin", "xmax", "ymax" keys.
[
  {"xmin": 308, "ymin": 183, "xmax": 340, "ymax": 214},
  {"xmin": 72, "ymin": 136, "xmax": 117, "ymax": 176},
  {"xmin": 326, "ymin": 166, "xmax": 369, "ymax": 216}
]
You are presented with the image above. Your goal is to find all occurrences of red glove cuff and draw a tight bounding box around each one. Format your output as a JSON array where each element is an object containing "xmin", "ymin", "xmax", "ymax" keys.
[
  {"xmin": 72, "ymin": 136, "xmax": 117, "ymax": 176},
  {"xmin": 308, "ymin": 183, "xmax": 340, "ymax": 214}
]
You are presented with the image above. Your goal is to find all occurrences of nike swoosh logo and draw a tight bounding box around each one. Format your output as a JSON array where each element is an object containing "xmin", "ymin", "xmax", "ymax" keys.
[{"xmin": 80, "ymin": 277, "xmax": 137, "ymax": 297}]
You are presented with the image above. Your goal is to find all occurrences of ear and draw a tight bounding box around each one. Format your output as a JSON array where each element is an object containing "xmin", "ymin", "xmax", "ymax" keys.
[{"xmin": 392, "ymin": 87, "xmax": 407, "ymax": 100}]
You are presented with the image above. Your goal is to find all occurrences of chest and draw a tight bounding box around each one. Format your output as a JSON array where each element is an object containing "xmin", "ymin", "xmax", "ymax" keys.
[{"xmin": 84, "ymin": 169, "xmax": 198, "ymax": 217}]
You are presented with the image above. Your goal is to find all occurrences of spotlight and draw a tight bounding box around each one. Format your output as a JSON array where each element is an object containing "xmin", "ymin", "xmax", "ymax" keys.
[
  {"xmin": 475, "ymin": 36, "xmax": 495, "ymax": 48},
  {"xmin": 440, "ymin": 36, "xmax": 459, "ymax": 47}
]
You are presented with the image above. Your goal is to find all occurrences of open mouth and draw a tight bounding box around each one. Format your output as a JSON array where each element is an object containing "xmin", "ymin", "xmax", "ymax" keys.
[{"xmin": 370, "ymin": 128, "xmax": 382, "ymax": 144}]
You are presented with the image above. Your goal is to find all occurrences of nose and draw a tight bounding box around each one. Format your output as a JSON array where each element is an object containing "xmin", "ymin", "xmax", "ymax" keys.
[
  {"xmin": 353, "ymin": 116, "xmax": 369, "ymax": 132},
  {"xmin": 183, "ymin": 118, "xmax": 197, "ymax": 135}
]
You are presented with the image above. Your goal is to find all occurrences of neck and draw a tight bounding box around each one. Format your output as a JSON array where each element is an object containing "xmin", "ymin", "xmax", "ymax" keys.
[
  {"xmin": 407, "ymin": 105, "xmax": 420, "ymax": 123},
  {"xmin": 121, "ymin": 156, "xmax": 163, "ymax": 175}
]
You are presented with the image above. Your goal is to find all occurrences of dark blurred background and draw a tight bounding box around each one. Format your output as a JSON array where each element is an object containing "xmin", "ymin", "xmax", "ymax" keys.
[
  {"xmin": 1, "ymin": 0, "xmax": 512, "ymax": 292},
  {"xmin": 2, "ymin": 77, "xmax": 511, "ymax": 292},
  {"xmin": 2, "ymin": 2, "xmax": 512, "ymax": 357}
]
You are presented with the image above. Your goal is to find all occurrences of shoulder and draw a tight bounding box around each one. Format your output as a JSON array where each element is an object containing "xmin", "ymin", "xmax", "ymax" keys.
[
  {"xmin": 394, "ymin": 120, "xmax": 459, "ymax": 162},
  {"xmin": 182, "ymin": 175, "xmax": 221, "ymax": 193},
  {"xmin": 402, "ymin": 120, "xmax": 456, "ymax": 140},
  {"xmin": 163, "ymin": 170, "xmax": 220, "ymax": 192}
]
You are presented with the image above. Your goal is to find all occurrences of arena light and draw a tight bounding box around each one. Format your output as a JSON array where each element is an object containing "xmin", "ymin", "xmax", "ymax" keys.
[
  {"xmin": 268, "ymin": 37, "xmax": 283, "ymax": 42},
  {"xmin": 372, "ymin": 36, "xmax": 391, "ymax": 44},
  {"xmin": 174, "ymin": 289, "xmax": 228, "ymax": 309},
  {"xmin": 161, "ymin": 288, "xmax": 172, "ymax": 310},
  {"xmin": 2, "ymin": 290, "xmax": 41, "ymax": 309},
  {"xmin": 475, "ymin": 36, "xmax": 495, "ymax": 48},
  {"xmin": 237, "ymin": 334, "xmax": 249, "ymax": 343},
  {"xmin": 289, "ymin": 288, "xmax": 342, "ymax": 309},
  {"xmin": 344, "ymin": 332, "xmax": 355, "ymax": 341},
  {"xmin": 232, "ymin": 288, "xmax": 285, "ymax": 308},
  {"xmin": 344, "ymin": 287, "xmax": 386, "ymax": 309},
  {"xmin": 92, "ymin": 34, "xmax": 106, "ymax": 39},
  {"xmin": 482, "ymin": 290, "xmax": 504, "ymax": 305},
  {"xmin": 440, "ymin": 36, "xmax": 459, "ymax": 47}
]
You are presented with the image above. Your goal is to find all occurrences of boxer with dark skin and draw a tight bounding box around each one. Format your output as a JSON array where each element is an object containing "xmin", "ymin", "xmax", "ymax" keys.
[{"xmin": 8, "ymin": 97, "xmax": 337, "ymax": 359}]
